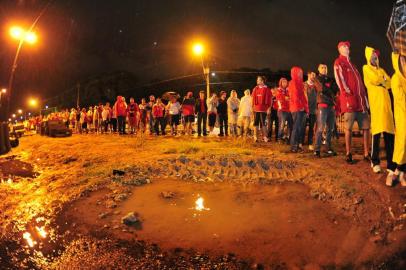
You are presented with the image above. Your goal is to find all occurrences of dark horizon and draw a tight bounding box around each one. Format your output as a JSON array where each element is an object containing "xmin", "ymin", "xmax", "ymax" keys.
[{"xmin": 0, "ymin": 0, "xmax": 395, "ymax": 111}]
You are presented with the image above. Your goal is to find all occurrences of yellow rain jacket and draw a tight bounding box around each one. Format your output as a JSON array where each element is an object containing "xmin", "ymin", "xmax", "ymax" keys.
[
  {"xmin": 362, "ymin": 47, "xmax": 394, "ymax": 135},
  {"xmin": 391, "ymin": 53, "xmax": 406, "ymax": 165}
]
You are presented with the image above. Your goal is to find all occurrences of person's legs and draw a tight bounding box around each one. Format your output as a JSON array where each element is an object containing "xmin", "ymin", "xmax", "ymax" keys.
[
  {"xmin": 326, "ymin": 107, "xmax": 336, "ymax": 151},
  {"xmin": 197, "ymin": 113, "xmax": 202, "ymax": 135},
  {"xmin": 290, "ymin": 112, "xmax": 299, "ymax": 150},
  {"xmin": 202, "ymin": 113, "xmax": 207, "ymax": 135},
  {"xmin": 384, "ymin": 132, "xmax": 396, "ymax": 172},
  {"xmin": 160, "ymin": 117, "xmax": 165, "ymax": 135},
  {"xmin": 308, "ymin": 114, "xmax": 316, "ymax": 146},
  {"xmin": 343, "ymin": 112, "xmax": 355, "ymax": 155},
  {"xmin": 272, "ymin": 109, "xmax": 279, "ymax": 141},
  {"xmin": 371, "ymin": 133, "xmax": 381, "ymax": 166},
  {"xmin": 356, "ymin": 112, "xmax": 371, "ymax": 157},
  {"xmin": 224, "ymin": 115, "xmax": 229, "ymax": 136},
  {"xmin": 154, "ymin": 118, "xmax": 159, "ymax": 135},
  {"xmin": 277, "ymin": 111, "xmax": 286, "ymax": 140},
  {"xmin": 315, "ymin": 108, "xmax": 327, "ymax": 152}
]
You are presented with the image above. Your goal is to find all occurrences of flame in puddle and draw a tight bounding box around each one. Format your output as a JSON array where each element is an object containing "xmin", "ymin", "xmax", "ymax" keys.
[
  {"xmin": 195, "ymin": 196, "xmax": 210, "ymax": 211},
  {"xmin": 36, "ymin": 226, "xmax": 47, "ymax": 238},
  {"xmin": 23, "ymin": 232, "xmax": 36, "ymax": 248}
]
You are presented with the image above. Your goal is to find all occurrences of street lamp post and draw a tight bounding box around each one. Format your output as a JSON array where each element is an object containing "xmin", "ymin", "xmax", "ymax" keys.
[
  {"xmin": 0, "ymin": 88, "xmax": 6, "ymax": 107},
  {"xmin": 193, "ymin": 43, "xmax": 210, "ymax": 98},
  {"xmin": 5, "ymin": 26, "xmax": 38, "ymax": 122}
]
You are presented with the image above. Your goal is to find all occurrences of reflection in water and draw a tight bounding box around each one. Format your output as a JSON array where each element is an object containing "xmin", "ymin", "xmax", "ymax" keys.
[
  {"xmin": 23, "ymin": 232, "xmax": 36, "ymax": 248},
  {"xmin": 36, "ymin": 226, "xmax": 47, "ymax": 238},
  {"xmin": 194, "ymin": 196, "xmax": 210, "ymax": 211}
]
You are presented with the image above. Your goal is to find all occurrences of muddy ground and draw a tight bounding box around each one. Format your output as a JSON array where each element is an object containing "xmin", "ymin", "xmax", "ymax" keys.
[{"xmin": 0, "ymin": 134, "xmax": 405, "ymax": 269}]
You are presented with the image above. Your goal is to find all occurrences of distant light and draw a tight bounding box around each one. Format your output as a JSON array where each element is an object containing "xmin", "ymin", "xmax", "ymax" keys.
[
  {"xmin": 1, "ymin": 88, "xmax": 6, "ymax": 94},
  {"xmin": 153, "ymin": 41, "xmax": 157, "ymax": 46},
  {"xmin": 211, "ymin": 72, "xmax": 216, "ymax": 77},
  {"xmin": 12, "ymin": 114, "xmax": 16, "ymax": 118},
  {"xmin": 25, "ymin": 32, "xmax": 37, "ymax": 44},
  {"xmin": 45, "ymin": 105, "xmax": 48, "ymax": 109},
  {"xmin": 18, "ymin": 109, "xmax": 23, "ymax": 114},
  {"xmin": 20, "ymin": 116, "xmax": 23, "ymax": 119},
  {"xmin": 28, "ymin": 112, "xmax": 31, "ymax": 116},
  {"xmin": 192, "ymin": 43, "xmax": 204, "ymax": 56},
  {"xmin": 9, "ymin": 26, "xmax": 24, "ymax": 39},
  {"xmin": 29, "ymin": 98, "xmax": 38, "ymax": 107},
  {"xmin": 8, "ymin": 118, "xmax": 11, "ymax": 122}
]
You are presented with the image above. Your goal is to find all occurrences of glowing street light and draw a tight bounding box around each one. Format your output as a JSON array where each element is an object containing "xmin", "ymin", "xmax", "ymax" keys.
[
  {"xmin": 192, "ymin": 43, "xmax": 204, "ymax": 56},
  {"xmin": 28, "ymin": 98, "xmax": 38, "ymax": 107},
  {"xmin": 17, "ymin": 109, "xmax": 23, "ymax": 114},
  {"xmin": 1, "ymin": 88, "xmax": 6, "ymax": 94},
  {"xmin": 191, "ymin": 41, "xmax": 210, "ymax": 97},
  {"xmin": 12, "ymin": 114, "xmax": 16, "ymax": 118},
  {"xmin": 9, "ymin": 26, "xmax": 37, "ymax": 44}
]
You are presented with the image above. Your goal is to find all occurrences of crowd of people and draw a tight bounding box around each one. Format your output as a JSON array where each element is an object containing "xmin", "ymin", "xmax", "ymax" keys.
[{"xmin": 26, "ymin": 41, "xmax": 405, "ymax": 188}]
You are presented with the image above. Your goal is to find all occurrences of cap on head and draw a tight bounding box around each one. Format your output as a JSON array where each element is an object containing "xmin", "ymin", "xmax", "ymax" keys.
[{"xmin": 337, "ymin": 41, "xmax": 350, "ymax": 50}]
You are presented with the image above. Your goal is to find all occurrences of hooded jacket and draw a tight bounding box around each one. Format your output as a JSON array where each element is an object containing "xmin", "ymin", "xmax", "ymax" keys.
[
  {"xmin": 115, "ymin": 96, "xmax": 127, "ymax": 117},
  {"xmin": 362, "ymin": 46, "xmax": 394, "ymax": 135},
  {"xmin": 276, "ymin": 78, "xmax": 290, "ymax": 112},
  {"xmin": 334, "ymin": 54, "xmax": 369, "ymax": 113},
  {"xmin": 391, "ymin": 53, "xmax": 406, "ymax": 165},
  {"xmin": 252, "ymin": 84, "xmax": 272, "ymax": 112},
  {"xmin": 288, "ymin": 67, "xmax": 308, "ymax": 113}
]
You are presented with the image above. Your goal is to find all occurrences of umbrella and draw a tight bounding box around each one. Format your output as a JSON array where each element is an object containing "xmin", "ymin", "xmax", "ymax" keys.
[
  {"xmin": 161, "ymin": 91, "xmax": 179, "ymax": 101},
  {"xmin": 387, "ymin": 0, "xmax": 406, "ymax": 55}
]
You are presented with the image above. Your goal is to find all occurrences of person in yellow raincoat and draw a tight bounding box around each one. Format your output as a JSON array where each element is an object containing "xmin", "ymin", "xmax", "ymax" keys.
[
  {"xmin": 390, "ymin": 52, "xmax": 406, "ymax": 187},
  {"xmin": 363, "ymin": 46, "xmax": 397, "ymax": 186}
]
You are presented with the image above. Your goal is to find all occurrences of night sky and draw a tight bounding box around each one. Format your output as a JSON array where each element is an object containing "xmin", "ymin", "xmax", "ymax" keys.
[{"xmin": 0, "ymin": 0, "xmax": 394, "ymax": 111}]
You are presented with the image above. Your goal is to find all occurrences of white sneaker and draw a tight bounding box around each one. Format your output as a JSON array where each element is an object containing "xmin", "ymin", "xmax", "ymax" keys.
[
  {"xmin": 308, "ymin": 145, "xmax": 314, "ymax": 151},
  {"xmin": 399, "ymin": 172, "xmax": 406, "ymax": 187},
  {"xmin": 263, "ymin": 137, "xmax": 269, "ymax": 143},
  {"xmin": 371, "ymin": 164, "xmax": 382, "ymax": 174},
  {"xmin": 386, "ymin": 171, "xmax": 396, "ymax": 187}
]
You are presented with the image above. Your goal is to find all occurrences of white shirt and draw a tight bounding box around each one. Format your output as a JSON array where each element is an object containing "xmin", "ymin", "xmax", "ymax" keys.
[
  {"xmin": 168, "ymin": 102, "xmax": 181, "ymax": 115},
  {"xmin": 239, "ymin": 95, "xmax": 253, "ymax": 117}
]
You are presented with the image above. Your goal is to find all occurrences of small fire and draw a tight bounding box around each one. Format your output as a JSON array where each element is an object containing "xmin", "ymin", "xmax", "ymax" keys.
[
  {"xmin": 36, "ymin": 226, "xmax": 47, "ymax": 238},
  {"xmin": 195, "ymin": 196, "xmax": 210, "ymax": 211},
  {"xmin": 23, "ymin": 232, "xmax": 36, "ymax": 248}
]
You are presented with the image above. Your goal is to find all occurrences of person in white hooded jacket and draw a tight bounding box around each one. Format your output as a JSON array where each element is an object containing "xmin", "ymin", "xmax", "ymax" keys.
[
  {"xmin": 227, "ymin": 90, "xmax": 240, "ymax": 136},
  {"xmin": 239, "ymin": 89, "xmax": 252, "ymax": 137}
]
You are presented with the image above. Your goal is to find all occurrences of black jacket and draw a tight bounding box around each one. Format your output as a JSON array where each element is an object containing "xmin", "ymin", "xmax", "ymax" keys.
[
  {"xmin": 217, "ymin": 99, "xmax": 228, "ymax": 115},
  {"xmin": 195, "ymin": 98, "xmax": 208, "ymax": 114},
  {"xmin": 316, "ymin": 74, "xmax": 339, "ymax": 107}
]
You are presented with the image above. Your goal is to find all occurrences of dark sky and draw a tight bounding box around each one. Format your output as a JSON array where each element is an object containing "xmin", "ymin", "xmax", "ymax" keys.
[{"xmin": 0, "ymin": 0, "xmax": 394, "ymax": 110}]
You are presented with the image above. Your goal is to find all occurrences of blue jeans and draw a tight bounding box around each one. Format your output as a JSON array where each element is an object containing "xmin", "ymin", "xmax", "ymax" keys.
[
  {"xmin": 290, "ymin": 111, "xmax": 306, "ymax": 150},
  {"xmin": 315, "ymin": 106, "xmax": 336, "ymax": 152},
  {"xmin": 277, "ymin": 111, "xmax": 292, "ymax": 140}
]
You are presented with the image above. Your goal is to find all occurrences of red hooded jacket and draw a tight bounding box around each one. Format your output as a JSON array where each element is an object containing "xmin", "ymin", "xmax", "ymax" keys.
[
  {"xmin": 334, "ymin": 55, "xmax": 368, "ymax": 113},
  {"xmin": 276, "ymin": 78, "xmax": 290, "ymax": 112},
  {"xmin": 252, "ymin": 84, "xmax": 272, "ymax": 112},
  {"xmin": 288, "ymin": 67, "xmax": 308, "ymax": 113},
  {"xmin": 115, "ymin": 96, "xmax": 127, "ymax": 117}
]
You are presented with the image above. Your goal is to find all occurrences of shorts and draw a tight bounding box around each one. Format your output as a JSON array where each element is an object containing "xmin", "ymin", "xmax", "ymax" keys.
[
  {"xmin": 170, "ymin": 114, "xmax": 180, "ymax": 125},
  {"xmin": 184, "ymin": 115, "xmax": 195, "ymax": 123},
  {"xmin": 208, "ymin": 113, "xmax": 217, "ymax": 127},
  {"xmin": 254, "ymin": 112, "xmax": 267, "ymax": 127},
  {"xmin": 344, "ymin": 111, "xmax": 370, "ymax": 131}
]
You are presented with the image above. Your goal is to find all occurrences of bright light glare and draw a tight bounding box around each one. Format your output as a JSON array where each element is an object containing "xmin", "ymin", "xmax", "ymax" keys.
[
  {"xmin": 193, "ymin": 43, "xmax": 204, "ymax": 56},
  {"xmin": 9, "ymin": 26, "xmax": 24, "ymax": 39}
]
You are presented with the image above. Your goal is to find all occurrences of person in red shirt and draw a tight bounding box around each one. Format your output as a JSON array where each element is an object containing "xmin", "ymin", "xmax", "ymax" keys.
[
  {"xmin": 276, "ymin": 78, "xmax": 292, "ymax": 142},
  {"xmin": 127, "ymin": 97, "xmax": 139, "ymax": 135},
  {"xmin": 194, "ymin": 91, "xmax": 208, "ymax": 136},
  {"xmin": 182, "ymin": 91, "xmax": 195, "ymax": 135},
  {"xmin": 267, "ymin": 86, "xmax": 279, "ymax": 141},
  {"xmin": 251, "ymin": 76, "xmax": 273, "ymax": 142},
  {"xmin": 334, "ymin": 41, "xmax": 370, "ymax": 163},
  {"xmin": 289, "ymin": 66, "xmax": 308, "ymax": 152},
  {"xmin": 114, "ymin": 96, "xmax": 128, "ymax": 135},
  {"xmin": 152, "ymin": 97, "xmax": 165, "ymax": 135}
]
